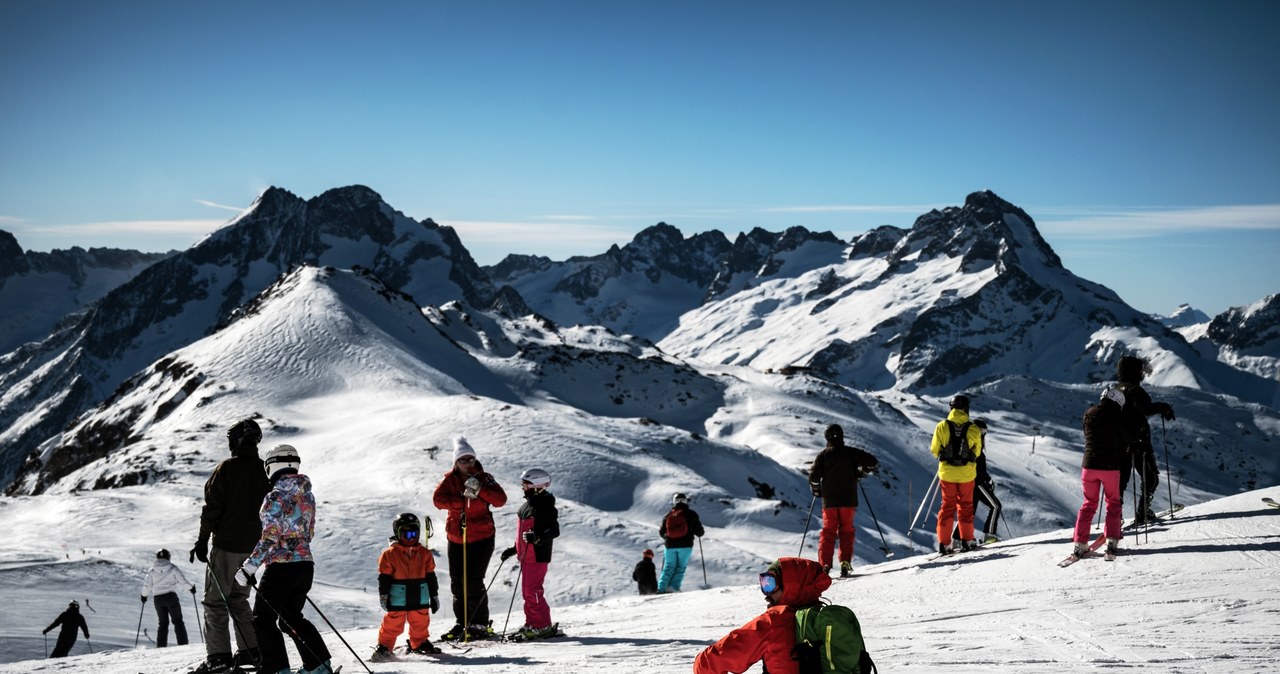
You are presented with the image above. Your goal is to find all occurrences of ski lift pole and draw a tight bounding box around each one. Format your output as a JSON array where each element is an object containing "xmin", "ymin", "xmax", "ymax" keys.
[{"xmin": 859, "ymin": 482, "xmax": 893, "ymax": 557}]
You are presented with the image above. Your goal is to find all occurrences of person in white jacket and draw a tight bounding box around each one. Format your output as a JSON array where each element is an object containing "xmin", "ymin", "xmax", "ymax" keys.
[{"xmin": 142, "ymin": 549, "xmax": 195, "ymax": 647}]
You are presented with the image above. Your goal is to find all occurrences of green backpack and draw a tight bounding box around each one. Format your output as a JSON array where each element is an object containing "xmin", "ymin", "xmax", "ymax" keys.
[{"xmin": 794, "ymin": 602, "xmax": 877, "ymax": 674}]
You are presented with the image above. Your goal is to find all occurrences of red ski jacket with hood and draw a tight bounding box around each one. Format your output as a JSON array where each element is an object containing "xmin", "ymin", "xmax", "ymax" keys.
[{"xmin": 693, "ymin": 557, "xmax": 831, "ymax": 674}]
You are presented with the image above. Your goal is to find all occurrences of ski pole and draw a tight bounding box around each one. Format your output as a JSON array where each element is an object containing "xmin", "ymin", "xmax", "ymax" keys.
[
  {"xmin": 190, "ymin": 585, "xmax": 203, "ymax": 642},
  {"xmin": 304, "ymin": 595, "xmax": 373, "ymax": 674},
  {"xmin": 472, "ymin": 554, "xmax": 509, "ymax": 609},
  {"xmin": 1161, "ymin": 418, "xmax": 1176, "ymax": 520},
  {"xmin": 460, "ymin": 505, "xmax": 470, "ymax": 643},
  {"xmin": 697, "ymin": 537, "xmax": 708, "ymax": 589},
  {"xmin": 859, "ymin": 482, "xmax": 893, "ymax": 557},
  {"xmin": 44, "ymin": 632, "xmax": 47, "ymax": 658},
  {"xmin": 206, "ymin": 559, "xmax": 255, "ymax": 661},
  {"xmin": 85, "ymin": 637, "xmax": 93, "ymax": 654},
  {"xmin": 501, "ymin": 563, "xmax": 523, "ymax": 638},
  {"xmin": 134, "ymin": 599, "xmax": 146, "ymax": 647},
  {"xmin": 249, "ymin": 581, "xmax": 329, "ymax": 672},
  {"xmin": 798, "ymin": 493, "xmax": 817, "ymax": 556},
  {"xmin": 909, "ymin": 473, "xmax": 939, "ymax": 533}
]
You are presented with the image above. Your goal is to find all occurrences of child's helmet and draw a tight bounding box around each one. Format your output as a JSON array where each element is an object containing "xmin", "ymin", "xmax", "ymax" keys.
[
  {"xmin": 392, "ymin": 512, "xmax": 430, "ymax": 544},
  {"xmin": 156, "ymin": 549, "xmax": 170, "ymax": 560}
]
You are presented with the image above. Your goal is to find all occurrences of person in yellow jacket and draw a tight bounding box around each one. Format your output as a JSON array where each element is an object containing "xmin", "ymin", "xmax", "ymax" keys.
[{"xmin": 931, "ymin": 395, "xmax": 984, "ymax": 555}]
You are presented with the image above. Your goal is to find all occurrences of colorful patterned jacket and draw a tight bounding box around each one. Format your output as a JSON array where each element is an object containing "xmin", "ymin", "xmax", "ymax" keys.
[{"xmin": 247, "ymin": 473, "xmax": 315, "ymax": 568}]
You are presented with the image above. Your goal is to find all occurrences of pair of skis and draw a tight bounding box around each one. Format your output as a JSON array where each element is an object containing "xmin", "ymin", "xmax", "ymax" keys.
[{"xmin": 1057, "ymin": 533, "xmax": 1110, "ymax": 567}]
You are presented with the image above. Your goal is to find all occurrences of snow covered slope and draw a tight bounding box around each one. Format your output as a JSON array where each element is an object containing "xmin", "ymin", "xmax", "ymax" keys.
[{"xmin": 2, "ymin": 486, "xmax": 1276, "ymax": 672}]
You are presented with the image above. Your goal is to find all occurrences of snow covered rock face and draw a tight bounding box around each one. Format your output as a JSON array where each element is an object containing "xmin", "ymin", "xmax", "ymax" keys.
[
  {"xmin": 1207, "ymin": 294, "xmax": 1280, "ymax": 354},
  {"xmin": 0, "ymin": 186, "xmax": 497, "ymax": 490}
]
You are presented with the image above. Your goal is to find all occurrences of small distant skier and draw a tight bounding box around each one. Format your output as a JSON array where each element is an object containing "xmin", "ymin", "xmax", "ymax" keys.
[
  {"xmin": 657, "ymin": 493, "xmax": 705, "ymax": 593},
  {"xmin": 43, "ymin": 600, "xmax": 89, "ymax": 658},
  {"xmin": 632, "ymin": 549, "xmax": 658, "ymax": 595},
  {"xmin": 235, "ymin": 444, "xmax": 334, "ymax": 674},
  {"xmin": 432, "ymin": 436, "xmax": 507, "ymax": 641},
  {"xmin": 692, "ymin": 557, "xmax": 830, "ymax": 674},
  {"xmin": 371, "ymin": 513, "xmax": 441, "ymax": 662},
  {"xmin": 141, "ymin": 548, "xmax": 195, "ymax": 647},
  {"xmin": 931, "ymin": 395, "xmax": 984, "ymax": 554},
  {"xmin": 1115, "ymin": 356, "xmax": 1176, "ymax": 524},
  {"xmin": 1071, "ymin": 387, "xmax": 1131, "ymax": 559},
  {"xmin": 808, "ymin": 423, "xmax": 879, "ymax": 577},
  {"xmin": 951, "ymin": 419, "xmax": 1003, "ymax": 545},
  {"xmin": 499, "ymin": 468, "xmax": 561, "ymax": 640},
  {"xmin": 189, "ymin": 418, "xmax": 270, "ymax": 674}
]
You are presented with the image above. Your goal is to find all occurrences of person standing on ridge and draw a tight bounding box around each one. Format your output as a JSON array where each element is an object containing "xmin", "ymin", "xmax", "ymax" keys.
[
  {"xmin": 951, "ymin": 419, "xmax": 1003, "ymax": 545},
  {"xmin": 500, "ymin": 467, "xmax": 561, "ymax": 640},
  {"xmin": 931, "ymin": 395, "xmax": 984, "ymax": 555},
  {"xmin": 43, "ymin": 600, "xmax": 89, "ymax": 658},
  {"xmin": 432, "ymin": 436, "xmax": 507, "ymax": 641},
  {"xmin": 1071, "ymin": 387, "xmax": 1131, "ymax": 558},
  {"xmin": 141, "ymin": 548, "xmax": 195, "ymax": 647},
  {"xmin": 657, "ymin": 493, "xmax": 705, "ymax": 593},
  {"xmin": 807, "ymin": 423, "xmax": 879, "ymax": 577},
  {"xmin": 189, "ymin": 418, "xmax": 270, "ymax": 674},
  {"xmin": 235, "ymin": 444, "xmax": 334, "ymax": 674},
  {"xmin": 1115, "ymin": 356, "xmax": 1176, "ymax": 524}
]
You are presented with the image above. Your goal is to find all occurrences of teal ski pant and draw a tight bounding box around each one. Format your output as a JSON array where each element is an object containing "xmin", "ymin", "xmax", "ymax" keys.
[{"xmin": 658, "ymin": 546, "xmax": 693, "ymax": 593}]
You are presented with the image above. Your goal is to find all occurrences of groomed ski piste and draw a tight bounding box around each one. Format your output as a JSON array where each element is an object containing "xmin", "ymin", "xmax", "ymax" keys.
[{"xmin": 2, "ymin": 487, "xmax": 1276, "ymax": 673}]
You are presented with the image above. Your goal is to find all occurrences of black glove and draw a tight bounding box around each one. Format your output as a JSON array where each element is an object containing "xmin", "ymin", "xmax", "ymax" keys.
[
  {"xmin": 430, "ymin": 596, "xmax": 440, "ymax": 613},
  {"xmin": 521, "ymin": 530, "xmax": 538, "ymax": 544},
  {"xmin": 1159, "ymin": 404, "xmax": 1176, "ymax": 421},
  {"xmin": 809, "ymin": 482, "xmax": 822, "ymax": 497},
  {"xmin": 190, "ymin": 539, "xmax": 208, "ymax": 564},
  {"xmin": 141, "ymin": 595, "xmax": 147, "ymax": 604},
  {"xmin": 190, "ymin": 585, "xmax": 197, "ymax": 594},
  {"xmin": 501, "ymin": 547, "xmax": 517, "ymax": 561},
  {"xmin": 43, "ymin": 628, "xmax": 49, "ymax": 635}
]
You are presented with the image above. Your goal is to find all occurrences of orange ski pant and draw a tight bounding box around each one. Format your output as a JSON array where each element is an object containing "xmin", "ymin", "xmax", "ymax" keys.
[
  {"xmin": 936, "ymin": 480, "xmax": 975, "ymax": 546},
  {"xmin": 378, "ymin": 608, "xmax": 431, "ymax": 650}
]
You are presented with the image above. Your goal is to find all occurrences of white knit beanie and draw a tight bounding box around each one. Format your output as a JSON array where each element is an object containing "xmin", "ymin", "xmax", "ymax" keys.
[{"xmin": 453, "ymin": 436, "xmax": 477, "ymax": 462}]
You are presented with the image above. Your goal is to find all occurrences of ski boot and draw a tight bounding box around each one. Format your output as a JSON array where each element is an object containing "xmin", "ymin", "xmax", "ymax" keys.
[
  {"xmin": 232, "ymin": 647, "xmax": 261, "ymax": 671},
  {"xmin": 190, "ymin": 654, "xmax": 234, "ymax": 674},
  {"xmin": 441, "ymin": 624, "xmax": 466, "ymax": 641},
  {"xmin": 369, "ymin": 644, "xmax": 395, "ymax": 663},
  {"xmin": 467, "ymin": 621, "xmax": 495, "ymax": 640},
  {"xmin": 937, "ymin": 543, "xmax": 952, "ymax": 556},
  {"xmin": 1072, "ymin": 541, "xmax": 1089, "ymax": 558},
  {"xmin": 411, "ymin": 640, "xmax": 441, "ymax": 655},
  {"xmin": 839, "ymin": 561, "xmax": 852, "ymax": 578}
]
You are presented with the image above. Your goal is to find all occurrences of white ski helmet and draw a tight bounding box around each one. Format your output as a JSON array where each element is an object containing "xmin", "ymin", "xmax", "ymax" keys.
[
  {"xmin": 520, "ymin": 468, "xmax": 551, "ymax": 489},
  {"xmin": 264, "ymin": 444, "xmax": 302, "ymax": 478},
  {"xmin": 1101, "ymin": 386, "xmax": 1126, "ymax": 409}
]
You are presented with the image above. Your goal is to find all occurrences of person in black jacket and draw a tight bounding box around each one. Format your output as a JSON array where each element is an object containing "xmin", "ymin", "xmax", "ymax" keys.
[
  {"xmin": 188, "ymin": 418, "xmax": 271, "ymax": 674},
  {"xmin": 500, "ymin": 468, "xmax": 560, "ymax": 639},
  {"xmin": 808, "ymin": 424, "xmax": 879, "ymax": 577},
  {"xmin": 43, "ymin": 600, "xmax": 89, "ymax": 658},
  {"xmin": 632, "ymin": 549, "xmax": 658, "ymax": 595},
  {"xmin": 1072, "ymin": 387, "xmax": 1132, "ymax": 557},
  {"xmin": 952, "ymin": 419, "xmax": 1003, "ymax": 544},
  {"xmin": 657, "ymin": 493, "xmax": 705, "ymax": 593},
  {"xmin": 1116, "ymin": 356, "xmax": 1176, "ymax": 524}
]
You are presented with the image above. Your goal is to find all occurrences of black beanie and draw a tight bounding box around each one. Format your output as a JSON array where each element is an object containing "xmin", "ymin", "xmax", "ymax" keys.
[{"xmin": 824, "ymin": 424, "xmax": 843, "ymax": 444}]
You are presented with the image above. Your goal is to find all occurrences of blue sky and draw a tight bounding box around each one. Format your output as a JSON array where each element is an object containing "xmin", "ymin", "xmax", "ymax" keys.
[{"xmin": 2, "ymin": 1, "xmax": 1277, "ymax": 316}]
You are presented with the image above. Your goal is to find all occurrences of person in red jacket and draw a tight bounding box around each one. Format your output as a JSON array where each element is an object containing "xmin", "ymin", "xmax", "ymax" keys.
[
  {"xmin": 370, "ymin": 513, "xmax": 441, "ymax": 662},
  {"xmin": 431, "ymin": 436, "xmax": 507, "ymax": 641},
  {"xmin": 693, "ymin": 557, "xmax": 831, "ymax": 674}
]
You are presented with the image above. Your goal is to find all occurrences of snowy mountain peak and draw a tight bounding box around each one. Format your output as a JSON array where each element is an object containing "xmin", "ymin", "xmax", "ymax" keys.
[
  {"xmin": 895, "ymin": 189, "xmax": 1062, "ymax": 274},
  {"xmin": 1158, "ymin": 303, "xmax": 1212, "ymax": 328}
]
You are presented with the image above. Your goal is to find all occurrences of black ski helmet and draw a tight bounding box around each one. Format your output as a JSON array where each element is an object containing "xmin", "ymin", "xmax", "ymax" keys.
[
  {"xmin": 392, "ymin": 512, "xmax": 430, "ymax": 544},
  {"xmin": 824, "ymin": 424, "xmax": 843, "ymax": 444},
  {"xmin": 1117, "ymin": 356, "xmax": 1150, "ymax": 384},
  {"xmin": 227, "ymin": 418, "xmax": 263, "ymax": 450},
  {"xmin": 156, "ymin": 548, "xmax": 170, "ymax": 560},
  {"xmin": 69, "ymin": 600, "xmax": 79, "ymax": 610},
  {"xmin": 950, "ymin": 394, "xmax": 971, "ymax": 411}
]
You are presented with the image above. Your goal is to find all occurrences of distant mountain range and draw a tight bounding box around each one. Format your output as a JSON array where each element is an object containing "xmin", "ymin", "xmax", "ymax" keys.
[{"xmin": 1, "ymin": 186, "xmax": 1276, "ymax": 494}]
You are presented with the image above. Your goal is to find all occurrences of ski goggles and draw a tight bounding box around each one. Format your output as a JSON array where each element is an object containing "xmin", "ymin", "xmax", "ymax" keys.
[
  {"xmin": 758, "ymin": 572, "xmax": 780, "ymax": 595},
  {"xmin": 400, "ymin": 528, "xmax": 420, "ymax": 541}
]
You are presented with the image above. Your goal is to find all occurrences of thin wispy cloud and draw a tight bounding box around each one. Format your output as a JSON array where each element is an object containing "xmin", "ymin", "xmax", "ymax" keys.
[
  {"xmin": 1038, "ymin": 204, "xmax": 1280, "ymax": 238},
  {"xmin": 195, "ymin": 199, "xmax": 246, "ymax": 212},
  {"xmin": 762, "ymin": 203, "xmax": 947, "ymax": 215},
  {"xmin": 0, "ymin": 215, "xmax": 25, "ymax": 225},
  {"xmin": 22, "ymin": 219, "xmax": 226, "ymax": 236}
]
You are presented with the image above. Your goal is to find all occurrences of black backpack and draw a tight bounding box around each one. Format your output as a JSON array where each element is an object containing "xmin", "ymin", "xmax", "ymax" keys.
[{"xmin": 937, "ymin": 421, "xmax": 975, "ymax": 467}]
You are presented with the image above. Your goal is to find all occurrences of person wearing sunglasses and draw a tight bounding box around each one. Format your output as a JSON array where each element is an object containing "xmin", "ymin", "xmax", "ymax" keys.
[
  {"xmin": 432, "ymin": 436, "xmax": 508, "ymax": 641},
  {"xmin": 693, "ymin": 557, "xmax": 831, "ymax": 674}
]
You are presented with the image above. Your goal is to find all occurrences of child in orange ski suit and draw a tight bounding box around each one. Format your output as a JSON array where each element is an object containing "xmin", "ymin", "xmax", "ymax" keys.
[{"xmin": 376, "ymin": 513, "xmax": 440, "ymax": 655}]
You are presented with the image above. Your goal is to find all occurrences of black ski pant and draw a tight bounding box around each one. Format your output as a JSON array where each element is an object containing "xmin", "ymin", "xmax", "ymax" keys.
[
  {"xmin": 252, "ymin": 561, "xmax": 330, "ymax": 673},
  {"xmin": 154, "ymin": 591, "xmax": 188, "ymax": 647},
  {"xmin": 447, "ymin": 536, "xmax": 495, "ymax": 628},
  {"xmin": 952, "ymin": 482, "xmax": 1002, "ymax": 541},
  {"xmin": 1120, "ymin": 448, "xmax": 1160, "ymax": 515},
  {"xmin": 50, "ymin": 631, "xmax": 77, "ymax": 658}
]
